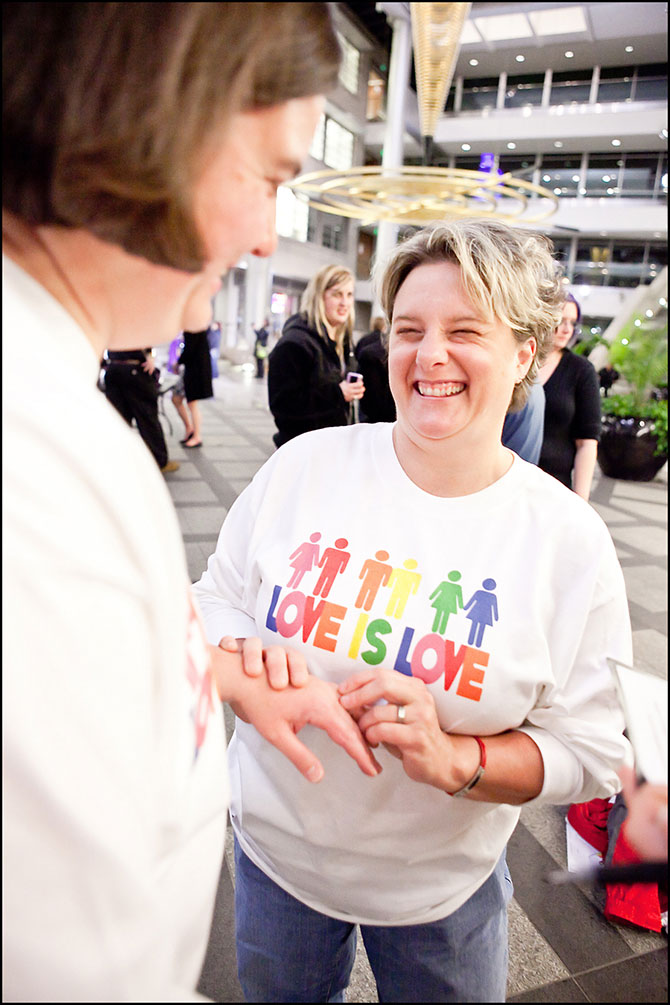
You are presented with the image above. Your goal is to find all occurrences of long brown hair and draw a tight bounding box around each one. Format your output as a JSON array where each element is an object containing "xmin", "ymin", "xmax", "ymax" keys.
[{"xmin": 2, "ymin": 3, "xmax": 339, "ymax": 271}]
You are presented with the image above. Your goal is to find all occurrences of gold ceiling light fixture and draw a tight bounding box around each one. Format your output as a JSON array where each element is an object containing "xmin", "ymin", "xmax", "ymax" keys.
[
  {"xmin": 411, "ymin": 2, "xmax": 471, "ymax": 164},
  {"xmin": 287, "ymin": 166, "xmax": 559, "ymax": 227},
  {"xmin": 285, "ymin": 3, "xmax": 560, "ymax": 228}
]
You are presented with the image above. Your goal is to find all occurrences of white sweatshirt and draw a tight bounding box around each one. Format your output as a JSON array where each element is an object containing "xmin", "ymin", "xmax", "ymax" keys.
[
  {"xmin": 3, "ymin": 257, "xmax": 229, "ymax": 1002},
  {"xmin": 194, "ymin": 422, "xmax": 632, "ymax": 926}
]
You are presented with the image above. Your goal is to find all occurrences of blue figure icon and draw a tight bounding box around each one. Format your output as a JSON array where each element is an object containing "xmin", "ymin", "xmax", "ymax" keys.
[{"xmin": 463, "ymin": 578, "xmax": 498, "ymax": 648}]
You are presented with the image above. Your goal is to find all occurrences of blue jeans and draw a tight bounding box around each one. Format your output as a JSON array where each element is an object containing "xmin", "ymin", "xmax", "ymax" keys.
[{"xmin": 234, "ymin": 837, "xmax": 513, "ymax": 1003}]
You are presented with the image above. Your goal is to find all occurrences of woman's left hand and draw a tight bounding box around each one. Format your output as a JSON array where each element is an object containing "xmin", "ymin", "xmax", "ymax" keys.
[{"xmin": 338, "ymin": 668, "xmax": 464, "ymax": 790}]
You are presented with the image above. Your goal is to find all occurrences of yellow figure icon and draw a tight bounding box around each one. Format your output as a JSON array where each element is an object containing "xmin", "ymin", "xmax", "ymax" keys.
[{"xmin": 385, "ymin": 559, "xmax": 421, "ymax": 619}]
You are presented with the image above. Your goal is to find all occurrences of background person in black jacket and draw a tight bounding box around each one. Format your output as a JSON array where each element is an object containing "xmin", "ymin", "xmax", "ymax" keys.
[
  {"xmin": 537, "ymin": 292, "xmax": 601, "ymax": 499},
  {"xmin": 354, "ymin": 317, "xmax": 396, "ymax": 423},
  {"xmin": 268, "ymin": 264, "xmax": 364, "ymax": 447}
]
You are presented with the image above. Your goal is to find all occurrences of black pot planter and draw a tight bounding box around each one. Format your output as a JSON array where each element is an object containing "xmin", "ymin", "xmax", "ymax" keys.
[{"xmin": 598, "ymin": 415, "xmax": 667, "ymax": 481}]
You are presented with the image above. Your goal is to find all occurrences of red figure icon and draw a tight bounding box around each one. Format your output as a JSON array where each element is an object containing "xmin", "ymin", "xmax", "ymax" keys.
[
  {"xmin": 355, "ymin": 550, "xmax": 392, "ymax": 611},
  {"xmin": 313, "ymin": 538, "xmax": 350, "ymax": 597},
  {"xmin": 287, "ymin": 532, "xmax": 322, "ymax": 588}
]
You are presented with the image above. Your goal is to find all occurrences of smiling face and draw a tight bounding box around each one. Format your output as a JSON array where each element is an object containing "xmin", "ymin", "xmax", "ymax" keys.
[
  {"xmin": 323, "ymin": 277, "xmax": 355, "ymax": 330},
  {"xmin": 553, "ymin": 299, "xmax": 579, "ymax": 352},
  {"xmin": 388, "ymin": 261, "xmax": 535, "ymax": 459}
]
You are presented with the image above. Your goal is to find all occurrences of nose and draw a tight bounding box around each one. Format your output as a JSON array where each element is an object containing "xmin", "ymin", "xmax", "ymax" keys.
[
  {"xmin": 415, "ymin": 329, "xmax": 447, "ymax": 369},
  {"xmin": 251, "ymin": 204, "xmax": 278, "ymax": 259}
]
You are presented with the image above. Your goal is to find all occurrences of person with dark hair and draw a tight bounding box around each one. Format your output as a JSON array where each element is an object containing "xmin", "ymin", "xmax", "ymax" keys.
[
  {"xmin": 355, "ymin": 317, "xmax": 397, "ymax": 424},
  {"xmin": 254, "ymin": 318, "xmax": 271, "ymax": 379},
  {"xmin": 538, "ymin": 292, "xmax": 601, "ymax": 499},
  {"xmin": 3, "ymin": 4, "xmax": 379, "ymax": 999},
  {"xmin": 172, "ymin": 329, "xmax": 214, "ymax": 447},
  {"xmin": 355, "ymin": 314, "xmax": 387, "ymax": 357},
  {"xmin": 268, "ymin": 264, "xmax": 365, "ymax": 447},
  {"xmin": 195, "ymin": 219, "xmax": 631, "ymax": 1003}
]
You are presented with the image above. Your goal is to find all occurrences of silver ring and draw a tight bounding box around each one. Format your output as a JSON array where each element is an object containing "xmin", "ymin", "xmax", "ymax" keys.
[{"xmin": 396, "ymin": 704, "xmax": 407, "ymax": 723}]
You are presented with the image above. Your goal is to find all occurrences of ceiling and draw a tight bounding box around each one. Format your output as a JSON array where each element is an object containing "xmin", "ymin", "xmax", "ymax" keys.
[{"xmin": 341, "ymin": 2, "xmax": 668, "ymax": 77}]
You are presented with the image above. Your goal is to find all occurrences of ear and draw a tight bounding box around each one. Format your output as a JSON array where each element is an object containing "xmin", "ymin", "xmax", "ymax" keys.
[{"xmin": 516, "ymin": 337, "xmax": 536, "ymax": 380}]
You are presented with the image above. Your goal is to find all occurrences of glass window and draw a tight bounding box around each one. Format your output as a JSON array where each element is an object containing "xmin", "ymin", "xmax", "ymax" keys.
[
  {"xmin": 498, "ymin": 155, "xmax": 536, "ymax": 177},
  {"xmin": 454, "ymin": 156, "xmax": 486, "ymax": 172},
  {"xmin": 307, "ymin": 209, "xmax": 318, "ymax": 244},
  {"xmin": 635, "ymin": 63, "xmax": 668, "ymax": 102},
  {"xmin": 337, "ymin": 33, "xmax": 360, "ymax": 95},
  {"xmin": 309, "ymin": 114, "xmax": 325, "ymax": 161},
  {"xmin": 647, "ymin": 242, "xmax": 667, "ymax": 281},
  {"xmin": 597, "ymin": 65, "xmax": 633, "ymax": 103},
  {"xmin": 324, "ymin": 117, "xmax": 354, "ymax": 171},
  {"xmin": 550, "ymin": 68, "xmax": 593, "ymax": 105},
  {"xmin": 504, "ymin": 73, "xmax": 544, "ymax": 109},
  {"xmin": 611, "ymin": 242, "xmax": 646, "ymax": 265},
  {"xmin": 460, "ymin": 76, "xmax": 498, "ymax": 112},
  {"xmin": 608, "ymin": 273, "xmax": 644, "ymax": 288},
  {"xmin": 620, "ymin": 154, "xmax": 660, "ymax": 197},
  {"xmin": 577, "ymin": 240, "xmax": 610, "ymax": 264},
  {"xmin": 539, "ymin": 154, "xmax": 582, "ymax": 198},
  {"xmin": 584, "ymin": 154, "xmax": 621, "ymax": 197},
  {"xmin": 276, "ymin": 187, "xmax": 308, "ymax": 242},
  {"xmin": 322, "ymin": 221, "xmax": 346, "ymax": 252},
  {"xmin": 635, "ymin": 75, "xmax": 667, "ymax": 101},
  {"xmin": 572, "ymin": 269, "xmax": 607, "ymax": 286},
  {"xmin": 367, "ymin": 69, "xmax": 386, "ymax": 121}
]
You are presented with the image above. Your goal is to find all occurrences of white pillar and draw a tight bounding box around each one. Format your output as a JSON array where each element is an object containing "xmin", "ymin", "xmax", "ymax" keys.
[
  {"xmin": 373, "ymin": 11, "xmax": 412, "ymax": 313},
  {"xmin": 243, "ymin": 255, "xmax": 272, "ymax": 348}
]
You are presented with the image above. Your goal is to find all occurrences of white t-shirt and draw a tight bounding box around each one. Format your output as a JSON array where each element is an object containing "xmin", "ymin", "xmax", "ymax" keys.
[
  {"xmin": 194, "ymin": 422, "xmax": 632, "ymax": 926},
  {"xmin": 3, "ymin": 257, "xmax": 229, "ymax": 1002}
]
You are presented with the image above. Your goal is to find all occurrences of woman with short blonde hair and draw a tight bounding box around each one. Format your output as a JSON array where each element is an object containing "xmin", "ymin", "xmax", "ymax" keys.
[{"xmin": 197, "ymin": 216, "xmax": 632, "ymax": 1003}]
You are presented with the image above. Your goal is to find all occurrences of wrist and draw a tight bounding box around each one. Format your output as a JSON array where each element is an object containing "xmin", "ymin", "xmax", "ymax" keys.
[{"xmin": 445, "ymin": 736, "xmax": 487, "ymax": 797}]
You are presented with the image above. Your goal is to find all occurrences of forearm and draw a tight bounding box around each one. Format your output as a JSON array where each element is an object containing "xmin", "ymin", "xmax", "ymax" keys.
[
  {"xmin": 443, "ymin": 730, "xmax": 544, "ymax": 805},
  {"xmin": 573, "ymin": 439, "xmax": 598, "ymax": 500}
]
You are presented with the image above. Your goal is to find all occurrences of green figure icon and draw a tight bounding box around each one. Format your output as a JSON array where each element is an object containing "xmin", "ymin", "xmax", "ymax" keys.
[
  {"xmin": 385, "ymin": 559, "xmax": 421, "ymax": 619},
  {"xmin": 429, "ymin": 571, "xmax": 463, "ymax": 634}
]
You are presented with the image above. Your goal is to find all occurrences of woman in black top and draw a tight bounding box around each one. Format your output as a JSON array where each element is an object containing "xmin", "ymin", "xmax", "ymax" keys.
[
  {"xmin": 172, "ymin": 328, "xmax": 214, "ymax": 448},
  {"xmin": 538, "ymin": 293, "xmax": 601, "ymax": 499},
  {"xmin": 267, "ymin": 265, "xmax": 365, "ymax": 447}
]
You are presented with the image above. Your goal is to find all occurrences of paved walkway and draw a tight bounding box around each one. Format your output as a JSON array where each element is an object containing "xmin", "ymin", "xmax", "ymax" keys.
[{"xmin": 158, "ymin": 361, "xmax": 667, "ymax": 1003}]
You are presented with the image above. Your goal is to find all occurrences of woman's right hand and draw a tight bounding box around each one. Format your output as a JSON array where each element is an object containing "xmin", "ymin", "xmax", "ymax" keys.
[{"xmin": 340, "ymin": 377, "xmax": 365, "ymax": 403}]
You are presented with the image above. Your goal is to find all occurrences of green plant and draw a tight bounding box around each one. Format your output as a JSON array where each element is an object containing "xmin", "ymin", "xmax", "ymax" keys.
[
  {"xmin": 606, "ymin": 320, "xmax": 667, "ymax": 411},
  {"xmin": 598, "ymin": 318, "xmax": 668, "ymax": 457},
  {"xmin": 601, "ymin": 394, "xmax": 668, "ymax": 456}
]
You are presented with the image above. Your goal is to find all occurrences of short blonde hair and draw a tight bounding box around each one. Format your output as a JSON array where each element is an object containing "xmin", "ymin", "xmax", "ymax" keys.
[
  {"xmin": 300, "ymin": 264, "xmax": 355, "ymax": 358},
  {"xmin": 375, "ymin": 219, "xmax": 563, "ymax": 411}
]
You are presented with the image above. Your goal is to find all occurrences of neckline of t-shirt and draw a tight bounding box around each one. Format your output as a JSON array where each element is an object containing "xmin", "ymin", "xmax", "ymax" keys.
[{"xmin": 370, "ymin": 422, "xmax": 528, "ymax": 513}]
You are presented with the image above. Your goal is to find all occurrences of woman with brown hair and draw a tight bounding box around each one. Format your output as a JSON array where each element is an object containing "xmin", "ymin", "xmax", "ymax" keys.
[
  {"xmin": 268, "ymin": 264, "xmax": 366, "ymax": 446},
  {"xmin": 3, "ymin": 4, "xmax": 379, "ymax": 999}
]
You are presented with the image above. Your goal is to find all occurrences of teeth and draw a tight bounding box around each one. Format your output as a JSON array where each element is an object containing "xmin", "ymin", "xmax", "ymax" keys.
[{"xmin": 417, "ymin": 382, "xmax": 465, "ymax": 398}]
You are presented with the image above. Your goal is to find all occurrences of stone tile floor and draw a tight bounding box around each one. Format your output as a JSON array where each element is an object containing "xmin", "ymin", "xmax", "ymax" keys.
[{"xmin": 157, "ymin": 360, "xmax": 667, "ymax": 1003}]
